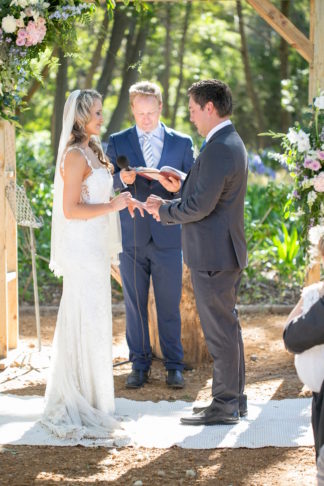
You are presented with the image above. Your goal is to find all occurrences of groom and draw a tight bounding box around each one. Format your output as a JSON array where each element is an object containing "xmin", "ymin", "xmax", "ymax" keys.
[{"xmin": 146, "ymin": 79, "xmax": 248, "ymax": 425}]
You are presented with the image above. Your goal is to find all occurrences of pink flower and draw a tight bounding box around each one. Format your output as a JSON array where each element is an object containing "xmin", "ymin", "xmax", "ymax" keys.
[
  {"xmin": 318, "ymin": 151, "xmax": 324, "ymax": 160},
  {"xmin": 25, "ymin": 20, "xmax": 46, "ymax": 46},
  {"xmin": 314, "ymin": 172, "xmax": 324, "ymax": 192},
  {"xmin": 16, "ymin": 36, "xmax": 26, "ymax": 46},
  {"xmin": 16, "ymin": 28, "xmax": 27, "ymax": 46},
  {"xmin": 37, "ymin": 17, "xmax": 46, "ymax": 27},
  {"xmin": 310, "ymin": 160, "xmax": 322, "ymax": 171},
  {"xmin": 304, "ymin": 158, "xmax": 312, "ymax": 168}
]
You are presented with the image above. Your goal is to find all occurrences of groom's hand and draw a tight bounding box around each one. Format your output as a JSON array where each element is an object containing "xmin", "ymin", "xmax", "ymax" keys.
[
  {"xmin": 146, "ymin": 195, "xmax": 163, "ymax": 222},
  {"xmin": 127, "ymin": 198, "xmax": 145, "ymax": 218}
]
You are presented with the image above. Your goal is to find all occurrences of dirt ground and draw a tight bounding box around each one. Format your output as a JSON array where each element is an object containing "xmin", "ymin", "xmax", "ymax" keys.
[{"xmin": 0, "ymin": 309, "xmax": 317, "ymax": 485}]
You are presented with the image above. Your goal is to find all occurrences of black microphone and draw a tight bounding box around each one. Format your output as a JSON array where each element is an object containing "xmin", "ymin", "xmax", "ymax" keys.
[{"xmin": 116, "ymin": 155, "xmax": 130, "ymax": 171}]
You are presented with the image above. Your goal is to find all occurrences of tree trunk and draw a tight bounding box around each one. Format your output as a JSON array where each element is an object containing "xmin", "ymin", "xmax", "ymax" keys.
[
  {"xmin": 148, "ymin": 264, "xmax": 210, "ymax": 364},
  {"xmin": 236, "ymin": 0, "xmax": 266, "ymax": 148},
  {"xmin": 51, "ymin": 48, "xmax": 68, "ymax": 160},
  {"xmin": 171, "ymin": 2, "xmax": 192, "ymax": 128},
  {"xmin": 96, "ymin": 5, "xmax": 129, "ymax": 101},
  {"xmin": 279, "ymin": 0, "xmax": 291, "ymax": 133},
  {"xmin": 84, "ymin": 8, "xmax": 110, "ymax": 89},
  {"xmin": 161, "ymin": 4, "xmax": 172, "ymax": 119},
  {"xmin": 103, "ymin": 19, "xmax": 149, "ymax": 140}
]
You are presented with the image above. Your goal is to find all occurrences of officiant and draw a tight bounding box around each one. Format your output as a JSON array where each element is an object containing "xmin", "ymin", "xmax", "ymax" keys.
[{"xmin": 106, "ymin": 81, "xmax": 194, "ymax": 389}]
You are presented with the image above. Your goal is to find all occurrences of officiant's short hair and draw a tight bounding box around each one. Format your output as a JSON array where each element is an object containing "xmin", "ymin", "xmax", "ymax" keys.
[
  {"xmin": 129, "ymin": 81, "xmax": 162, "ymax": 105},
  {"xmin": 188, "ymin": 79, "xmax": 232, "ymax": 117}
]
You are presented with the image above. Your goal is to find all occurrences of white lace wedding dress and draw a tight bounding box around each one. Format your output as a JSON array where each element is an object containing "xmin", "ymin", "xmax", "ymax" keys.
[{"xmin": 41, "ymin": 146, "xmax": 122, "ymax": 441}]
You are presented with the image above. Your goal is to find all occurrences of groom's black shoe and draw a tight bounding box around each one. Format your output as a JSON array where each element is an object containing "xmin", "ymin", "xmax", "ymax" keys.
[
  {"xmin": 126, "ymin": 370, "xmax": 149, "ymax": 389},
  {"xmin": 192, "ymin": 394, "xmax": 248, "ymax": 418},
  {"xmin": 181, "ymin": 403, "xmax": 239, "ymax": 426},
  {"xmin": 166, "ymin": 370, "xmax": 184, "ymax": 388}
]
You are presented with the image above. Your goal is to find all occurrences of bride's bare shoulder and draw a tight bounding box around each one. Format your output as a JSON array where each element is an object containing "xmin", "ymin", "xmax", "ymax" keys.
[{"xmin": 61, "ymin": 146, "xmax": 87, "ymax": 175}]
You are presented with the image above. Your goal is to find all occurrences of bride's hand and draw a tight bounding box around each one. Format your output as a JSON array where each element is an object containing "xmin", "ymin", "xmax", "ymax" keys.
[
  {"xmin": 109, "ymin": 191, "xmax": 132, "ymax": 212},
  {"xmin": 127, "ymin": 198, "xmax": 146, "ymax": 218}
]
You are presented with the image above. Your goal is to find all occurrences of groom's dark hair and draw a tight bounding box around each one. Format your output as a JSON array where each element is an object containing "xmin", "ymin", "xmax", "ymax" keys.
[{"xmin": 188, "ymin": 79, "xmax": 232, "ymax": 117}]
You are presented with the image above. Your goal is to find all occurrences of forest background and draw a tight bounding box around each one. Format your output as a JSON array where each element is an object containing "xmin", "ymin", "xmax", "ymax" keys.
[{"xmin": 16, "ymin": 0, "xmax": 312, "ymax": 306}]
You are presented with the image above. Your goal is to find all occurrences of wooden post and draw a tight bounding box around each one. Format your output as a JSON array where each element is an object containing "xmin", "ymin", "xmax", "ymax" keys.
[
  {"xmin": 0, "ymin": 120, "xmax": 18, "ymax": 359},
  {"xmin": 306, "ymin": 0, "xmax": 324, "ymax": 285},
  {"xmin": 0, "ymin": 120, "xmax": 8, "ymax": 358},
  {"xmin": 309, "ymin": 0, "xmax": 324, "ymax": 102}
]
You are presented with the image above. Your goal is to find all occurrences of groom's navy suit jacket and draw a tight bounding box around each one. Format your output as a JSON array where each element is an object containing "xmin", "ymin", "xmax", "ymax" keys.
[{"xmin": 107, "ymin": 123, "xmax": 194, "ymax": 249}]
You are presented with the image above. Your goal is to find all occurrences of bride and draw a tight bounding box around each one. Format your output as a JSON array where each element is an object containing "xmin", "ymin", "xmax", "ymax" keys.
[{"xmin": 41, "ymin": 89, "xmax": 132, "ymax": 440}]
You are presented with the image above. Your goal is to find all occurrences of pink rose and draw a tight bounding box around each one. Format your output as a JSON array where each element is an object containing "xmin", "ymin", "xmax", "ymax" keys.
[
  {"xmin": 318, "ymin": 151, "xmax": 324, "ymax": 160},
  {"xmin": 25, "ymin": 20, "xmax": 46, "ymax": 46},
  {"xmin": 310, "ymin": 160, "xmax": 322, "ymax": 171},
  {"xmin": 16, "ymin": 36, "xmax": 26, "ymax": 46},
  {"xmin": 314, "ymin": 172, "xmax": 324, "ymax": 192}
]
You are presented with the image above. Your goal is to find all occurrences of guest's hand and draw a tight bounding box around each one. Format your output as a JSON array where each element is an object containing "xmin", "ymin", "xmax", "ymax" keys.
[
  {"xmin": 146, "ymin": 195, "xmax": 163, "ymax": 222},
  {"xmin": 158, "ymin": 175, "xmax": 181, "ymax": 193},
  {"xmin": 128, "ymin": 198, "xmax": 145, "ymax": 218},
  {"xmin": 120, "ymin": 169, "xmax": 136, "ymax": 185}
]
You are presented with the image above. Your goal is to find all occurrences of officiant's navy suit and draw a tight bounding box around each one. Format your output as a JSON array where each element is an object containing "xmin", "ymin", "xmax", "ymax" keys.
[{"xmin": 106, "ymin": 122, "xmax": 194, "ymax": 372}]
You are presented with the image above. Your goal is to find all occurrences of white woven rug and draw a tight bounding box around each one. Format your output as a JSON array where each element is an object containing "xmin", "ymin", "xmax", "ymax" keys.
[{"xmin": 0, "ymin": 394, "xmax": 313, "ymax": 449}]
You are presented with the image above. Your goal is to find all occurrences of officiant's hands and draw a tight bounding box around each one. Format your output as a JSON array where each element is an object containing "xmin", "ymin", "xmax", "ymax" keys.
[
  {"xmin": 120, "ymin": 169, "xmax": 137, "ymax": 185},
  {"xmin": 146, "ymin": 195, "xmax": 164, "ymax": 222},
  {"xmin": 158, "ymin": 175, "xmax": 181, "ymax": 193}
]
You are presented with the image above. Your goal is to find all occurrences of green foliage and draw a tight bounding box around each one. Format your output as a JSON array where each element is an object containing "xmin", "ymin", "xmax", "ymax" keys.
[
  {"xmin": 240, "ymin": 179, "xmax": 304, "ymax": 304},
  {"xmin": 16, "ymin": 131, "xmax": 59, "ymax": 303}
]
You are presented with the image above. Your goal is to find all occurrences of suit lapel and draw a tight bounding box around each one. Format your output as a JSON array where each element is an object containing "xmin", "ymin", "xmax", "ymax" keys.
[{"xmin": 127, "ymin": 126, "xmax": 146, "ymax": 167}]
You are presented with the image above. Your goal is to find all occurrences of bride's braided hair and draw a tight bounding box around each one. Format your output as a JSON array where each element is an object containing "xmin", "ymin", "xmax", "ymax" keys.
[{"xmin": 67, "ymin": 89, "xmax": 114, "ymax": 172}]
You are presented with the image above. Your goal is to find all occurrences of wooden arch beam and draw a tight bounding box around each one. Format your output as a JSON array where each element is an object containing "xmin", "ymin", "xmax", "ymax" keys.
[{"xmin": 246, "ymin": 0, "xmax": 313, "ymax": 64}]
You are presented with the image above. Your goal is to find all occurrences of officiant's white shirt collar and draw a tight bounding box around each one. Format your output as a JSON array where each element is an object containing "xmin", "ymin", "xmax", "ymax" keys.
[
  {"xmin": 136, "ymin": 122, "xmax": 164, "ymax": 140},
  {"xmin": 206, "ymin": 120, "xmax": 232, "ymax": 143}
]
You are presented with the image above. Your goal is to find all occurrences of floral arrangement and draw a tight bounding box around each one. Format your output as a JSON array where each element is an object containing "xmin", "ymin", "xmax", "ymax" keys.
[
  {"xmin": 266, "ymin": 92, "xmax": 324, "ymax": 248},
  {"xmin": 0, "ymin": 0, "xmax": 97, "ymax": 123}
]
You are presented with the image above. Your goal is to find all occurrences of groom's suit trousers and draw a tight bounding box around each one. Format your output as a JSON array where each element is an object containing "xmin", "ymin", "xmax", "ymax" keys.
[{"xmin": 190, "ymin": 268, "xmax": 245, "ymax": 412}]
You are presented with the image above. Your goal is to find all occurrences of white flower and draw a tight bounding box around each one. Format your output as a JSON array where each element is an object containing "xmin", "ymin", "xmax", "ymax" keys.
[
  {"xmin": 287, "ymin": 128, "xmax": 299, "ymax": 144},
  {"xmin": 301, "ymin": 178, "xmax": 314, "ymax": 189},
  {"xmin": 2, "ymin": 15, "xmax": 18, "ymax": 34},
  {"xmin": 307, "ymin": 190, "xmax": 317, "ymax": 208},
  {"xmin": 10, "ymin": 0, "xmax": 28, "ymax": 7},
  {"xmin": 295, "ymin": 208, "xmax": 305, "ymax": 217},
  {"xmin": 0, "ymin": 82, "xmax": 3, "ymax": 96},
  {"xmin": 314, "ymin": 92, "xmax": 324, "ymax": 110},
  {"xmin": 309, "ymin": 225, "xmax": 324, "ymax": 246},
  {"xmin": 297, "ymin": 130, "xmax": 310, "ymax": 153}
]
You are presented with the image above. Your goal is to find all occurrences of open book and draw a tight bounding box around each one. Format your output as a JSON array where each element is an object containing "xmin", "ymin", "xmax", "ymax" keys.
[{"xmin": 135, "ymin": 166, "xmax": 187, "ymax": 181}]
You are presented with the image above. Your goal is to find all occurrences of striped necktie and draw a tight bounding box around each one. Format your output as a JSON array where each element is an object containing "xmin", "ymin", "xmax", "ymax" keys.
[{"xmin": 142, "ymin": 133, "xmax": 155, "ymax": 168}]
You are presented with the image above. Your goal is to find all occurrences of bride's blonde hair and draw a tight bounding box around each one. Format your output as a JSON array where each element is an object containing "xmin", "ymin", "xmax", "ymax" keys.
[{"xmin": 67, "ymin": 89, "xmax": 113, "ymax": 172}]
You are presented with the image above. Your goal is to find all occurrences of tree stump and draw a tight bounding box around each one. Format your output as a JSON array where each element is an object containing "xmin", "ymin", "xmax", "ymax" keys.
[
  {"xmin": 147, "ymin": 263, "xmax": 210, "ymax": 364},
  {"xmin": 112, "ymin": 262, "xmax": 210, "ymax": 364}
]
